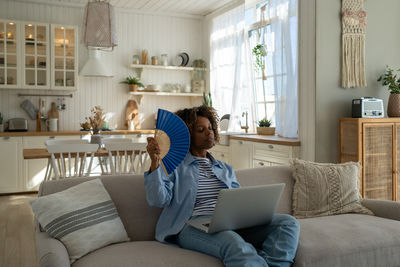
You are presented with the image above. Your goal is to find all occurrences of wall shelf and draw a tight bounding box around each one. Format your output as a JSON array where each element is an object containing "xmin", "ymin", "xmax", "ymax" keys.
[{"xmin": 129, "ymin": 91, "xmax": 202, "ymax": 104}]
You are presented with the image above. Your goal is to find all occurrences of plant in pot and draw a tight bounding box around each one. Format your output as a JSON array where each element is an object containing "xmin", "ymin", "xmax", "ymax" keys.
[
  {"xmin": 377, "ymin": 66, "xmax": 400, "ymax": 117},
  {"xmin": 256, "ymin": 118, "xmax": 275, "ymax": 135},
  {"xmin": 83, "ymin": 106, "xmax": 106, "ymax": 147},
  {"xmin": 121, "ymin": 75, "xmax": 144, "ymax": 92},
  {"xmin": 252, "ymin": 44, "xmax": 267, "ymax": 79}
]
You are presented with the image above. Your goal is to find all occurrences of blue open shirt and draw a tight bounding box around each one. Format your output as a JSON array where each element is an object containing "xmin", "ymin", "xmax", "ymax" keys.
[{"xmin": 144, "ymin": 152, "xmax": 240, "ymax": 242}]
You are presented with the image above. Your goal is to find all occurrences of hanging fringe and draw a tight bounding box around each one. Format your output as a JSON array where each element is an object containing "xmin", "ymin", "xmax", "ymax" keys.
[
  {"xmin": 341, "ymin": 0, "xmax": 367, "ymax": 88},
  {"xmin": 342, "ymin": 34, "xmax": 366, "ymax": 88}
]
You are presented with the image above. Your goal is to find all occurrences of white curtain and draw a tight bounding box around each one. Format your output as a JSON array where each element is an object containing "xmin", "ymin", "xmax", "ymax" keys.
[
  {"xmin": 210, "ymin": 4, "xmax": 254, "ymax": 132},
  {"xmin": 270, "ymin": 0, "xmax": 298, "ymax": 138}
]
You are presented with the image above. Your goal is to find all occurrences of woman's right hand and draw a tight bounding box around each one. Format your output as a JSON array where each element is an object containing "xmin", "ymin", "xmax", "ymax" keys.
[{"xmin": 147, "ymin": 137, "xmax": 161, "ymax": 172}]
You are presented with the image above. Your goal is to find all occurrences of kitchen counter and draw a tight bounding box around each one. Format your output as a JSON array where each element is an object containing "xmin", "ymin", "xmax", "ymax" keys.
[
  {"xmin": 229, "ymin": 134, "xmax": 300, "ymax": 146},
  {"xmin": 0, "ymin": 129, "xmax": 155, "ymax": 137}
]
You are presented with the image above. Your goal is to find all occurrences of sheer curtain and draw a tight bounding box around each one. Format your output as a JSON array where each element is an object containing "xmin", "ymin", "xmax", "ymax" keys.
[
  {"xmin": 269, "ymin": 0, "xmax": 298, "ymax": 138},
  {"xmin": 210, "ymin": 4, "xmax": 254, "ymax": 132}
]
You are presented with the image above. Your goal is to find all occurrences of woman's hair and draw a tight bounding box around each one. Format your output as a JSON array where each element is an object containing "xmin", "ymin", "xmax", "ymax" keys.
[{"xmin": 175, "ymin": 106, "xmax": 220, "ymax": 142}]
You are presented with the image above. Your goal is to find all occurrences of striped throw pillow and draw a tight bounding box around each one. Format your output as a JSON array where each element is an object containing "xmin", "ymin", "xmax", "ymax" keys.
[{"xmin": 30, "ymin": 179, "xmax": 129, "ymax": 263}]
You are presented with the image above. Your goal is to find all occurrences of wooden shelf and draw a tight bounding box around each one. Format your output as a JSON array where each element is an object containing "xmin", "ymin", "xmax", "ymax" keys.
[
  {"xmin": 130, "ymin": 64, "xmax": 203, "ymax": 71},
  {"xmin": 129, "ymin": 91, "xmax": 202, "ymax": 96}
]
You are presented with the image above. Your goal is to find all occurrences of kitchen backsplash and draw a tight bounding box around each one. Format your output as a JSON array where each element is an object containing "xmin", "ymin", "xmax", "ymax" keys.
[{"xmin": 0, "ymin": 1, "xmax": 205, "ymax": 131}]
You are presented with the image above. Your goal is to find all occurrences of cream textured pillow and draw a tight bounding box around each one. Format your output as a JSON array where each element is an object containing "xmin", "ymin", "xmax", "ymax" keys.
[
  {"xmin": 30, "ymin": 179, "xmax": 129, "ymax": 263},
  {"xmin": 290, "ymin": 159, "xmax": 373, "ymax": 219}
]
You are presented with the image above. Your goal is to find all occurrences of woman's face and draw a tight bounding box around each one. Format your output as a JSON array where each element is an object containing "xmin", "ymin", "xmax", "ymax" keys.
[{"xmin": 191, "ymin": 116, "xmax": 215, "ymax": 150}]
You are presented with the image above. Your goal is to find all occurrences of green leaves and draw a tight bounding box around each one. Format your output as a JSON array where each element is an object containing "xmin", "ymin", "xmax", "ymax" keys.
[
  {"xmin": 121, "ymin": 75, "xmax": 144, "ymax": 87},
  {"xmin": 252, "ymin": 44, "xmax": 267, "ymax": 72},
  {"xmin": 377, "ymin": 66, "xmax": 400, "ymax": 94},
  {"xmin": 258, "ymin": 118, "xmax": 271, "ymax": 127},
  {"xmin": 203, "ymin": 92, "xmax": 212, "ymax": 107}
]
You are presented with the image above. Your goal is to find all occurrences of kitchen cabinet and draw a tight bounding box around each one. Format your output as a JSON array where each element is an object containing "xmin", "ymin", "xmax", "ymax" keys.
[
  {"xmin": 0, "ymin": 136, "xmax": 23, "ymax": 193},
  {"xmin": 230, "ymin": 139, "xmax": 253, "ymax": 170},
  {"xmin": 209, "ymin": 144, "xmax": 231, "ymax": 164},
  {"xmin": 339, "ymin": 118, "xmax": 400, "ymax": 201},
  {"xmin": 253, "ymin": 142, "xmax": 299, "ymax": 167},
  {"xmin": 0, "ymin": 19, "xmax": 77, "ymax": 90},
  {"xmin": 0, "ymin": 20, "xmax": 19, "ymax": 88}
]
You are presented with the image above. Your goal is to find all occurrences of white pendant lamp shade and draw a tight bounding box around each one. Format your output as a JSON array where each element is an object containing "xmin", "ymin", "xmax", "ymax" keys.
[
  {"xmin": 80, "ymin": 49, "xmax": 113, "ymax": 77},
  {"xmin": 82, "ymin": 0, "xmax": 117, "ymax": 49}
]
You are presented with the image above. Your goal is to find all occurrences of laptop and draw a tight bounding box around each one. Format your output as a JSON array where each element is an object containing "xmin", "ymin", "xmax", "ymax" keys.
[{"xmin": 186, "ymin": 183, "xmax": 285, "ymax": 234}]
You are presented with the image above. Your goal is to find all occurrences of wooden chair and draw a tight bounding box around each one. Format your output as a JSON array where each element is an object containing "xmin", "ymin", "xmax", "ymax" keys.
[
  {"xmin": 45, "ymin": 140, "xmax": 98, "ymax": 180},
  {"xmin": 101, "ymin": 138, "xmax": 148, "ymax": 175}
]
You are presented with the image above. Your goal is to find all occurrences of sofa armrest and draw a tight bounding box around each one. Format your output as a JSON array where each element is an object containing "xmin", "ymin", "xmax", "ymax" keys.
[
  {"xmin": 361, "ymin": 198, "xmax": 400, "ymax": 221},
  {"xmin": 35, "ymin": 231, "xmax": 70, "ymax": 267}
]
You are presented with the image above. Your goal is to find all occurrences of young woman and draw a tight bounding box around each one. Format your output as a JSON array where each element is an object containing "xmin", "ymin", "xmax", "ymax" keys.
[{"xmin": 145, "ymin": 106, "xmax": 299, "ymax": 267}]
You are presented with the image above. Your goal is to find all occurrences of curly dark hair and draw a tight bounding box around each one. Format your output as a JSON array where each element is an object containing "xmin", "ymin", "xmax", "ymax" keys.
[{"xmin": 175, "ymin": 106, "xmax": 220, "ymax": 142}]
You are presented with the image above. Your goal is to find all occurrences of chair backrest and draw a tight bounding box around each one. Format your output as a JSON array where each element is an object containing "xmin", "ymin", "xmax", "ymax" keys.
[
  {"xmin": 46, "ymin": 141, "xmax": 99, "ymax": 180},
  {"xmin": 102, "ymin": 138, "xmax": 148, "ymax": 175}
]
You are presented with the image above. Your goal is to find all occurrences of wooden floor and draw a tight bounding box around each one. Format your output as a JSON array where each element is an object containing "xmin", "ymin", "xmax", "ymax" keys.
[{"xmin": 0, "ymin": 193, "xmax": 38, "ymax": 267}]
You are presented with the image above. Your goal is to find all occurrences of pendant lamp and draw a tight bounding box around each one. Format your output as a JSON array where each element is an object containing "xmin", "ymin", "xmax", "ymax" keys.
[{"xmin": 80, "ymin": 0, "xmax": 117, "ymax": 77}]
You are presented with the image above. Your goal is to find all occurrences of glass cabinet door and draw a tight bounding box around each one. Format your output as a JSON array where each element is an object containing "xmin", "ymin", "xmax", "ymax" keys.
[
  {"xmin": 0, "ymin": 21, "xmax": 19, "ymax": 88},
  {"xmin": 51, "ymin": 25, "xmax": 77, "ymax": 90},
  {"xmin": 22, "ymin": 23, "xmax": 49, "ymax": 88}
]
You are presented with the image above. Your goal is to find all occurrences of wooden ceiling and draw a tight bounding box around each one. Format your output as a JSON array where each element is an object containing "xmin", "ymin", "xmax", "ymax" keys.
[{"xmin": 19, "ymin": 0, "xmax": 238, "ymax": 17}]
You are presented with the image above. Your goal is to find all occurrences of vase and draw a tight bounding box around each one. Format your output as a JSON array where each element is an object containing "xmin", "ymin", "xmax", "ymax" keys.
[
  {"xmin": 256, "ymin": 127, "xmax": 275, "ymax": 135},
  {"xmin": 387, "ymin": 94, "xmax": 400, "ymax": 117},
  {"xmin": 90, "ymin": 131, "xmax": 103, "ymax": 148},
  {"xmin": 129, "ymin": 84, "xmax": 138, "ymax": 92}
]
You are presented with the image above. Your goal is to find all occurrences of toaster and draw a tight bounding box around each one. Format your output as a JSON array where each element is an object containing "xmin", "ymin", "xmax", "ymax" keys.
[
  {"xmin": 8, "ymin": 118, "xmax": 28, "ymax": 132},
  {"xmin": 352, "ymin": 97, "xmax": 384, "ymax": 118}
]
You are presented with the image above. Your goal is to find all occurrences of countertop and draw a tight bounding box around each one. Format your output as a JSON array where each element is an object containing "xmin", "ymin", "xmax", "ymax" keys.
[
  {"xmin": 0, "ymin": 129, "xmax": 155, "ymax": 137},
  {"xmin": 229, "ymin": 134, "xmax": 300, "ymax": 146}
]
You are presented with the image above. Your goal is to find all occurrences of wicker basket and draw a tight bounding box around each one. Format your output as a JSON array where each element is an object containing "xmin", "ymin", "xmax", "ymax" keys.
[
  {"xmin": 387, "ymin": 94, "xmax": 400, "ymax": 117},
  {"xmin": 256, "ymin": 127, "xmax": 275, "ymax": 135}
]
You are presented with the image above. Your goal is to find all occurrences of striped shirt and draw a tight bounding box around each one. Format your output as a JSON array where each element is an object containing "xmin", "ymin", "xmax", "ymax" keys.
[{"xmin": 192, "ymin": 156, "xmax": 228, "ymax": 216}]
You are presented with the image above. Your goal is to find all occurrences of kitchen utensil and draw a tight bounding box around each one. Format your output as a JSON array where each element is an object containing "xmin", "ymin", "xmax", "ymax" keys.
[
  {"xmin": 46, "ymin": 118, "xmax": 58, "ymax": 132},
  {"xmin": 20, "ymin": 99, "xmax": 38, "ymax": 120},
  {"xmin": 179, "ymin": 52, "xmax": 189, "ymax": 66}
]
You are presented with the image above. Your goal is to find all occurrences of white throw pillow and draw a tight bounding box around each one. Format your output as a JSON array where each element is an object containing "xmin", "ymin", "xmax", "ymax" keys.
[
  {"xmin": 30, "ymin": 179, "xmax": 129, "ymax": 263},
  {"xmin": 290, "ymin": 159, "xmax": 373, "ymax": 219}
]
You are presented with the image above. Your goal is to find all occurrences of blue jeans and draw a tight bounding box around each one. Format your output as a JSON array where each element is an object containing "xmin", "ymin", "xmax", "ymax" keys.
[{"xmin": 177, "ymin": 214, "xmax": 300, "ymax": 267}]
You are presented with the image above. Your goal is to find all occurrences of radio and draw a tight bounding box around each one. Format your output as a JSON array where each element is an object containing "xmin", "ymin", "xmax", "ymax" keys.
[{"xmin": 352, "ymin": 97, "xmax": 384, "ymax": 118}]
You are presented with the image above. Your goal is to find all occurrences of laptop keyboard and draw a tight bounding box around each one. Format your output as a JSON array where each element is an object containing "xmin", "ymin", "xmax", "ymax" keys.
[{"xmin": 203, "ymin": 223, "xmax": 210, "ymax": 227}]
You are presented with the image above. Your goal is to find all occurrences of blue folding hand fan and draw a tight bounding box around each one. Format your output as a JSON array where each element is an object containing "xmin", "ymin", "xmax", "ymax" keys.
[{"xmin": 155, "ymin": 109, "xmax": 190, "ymax": 175}]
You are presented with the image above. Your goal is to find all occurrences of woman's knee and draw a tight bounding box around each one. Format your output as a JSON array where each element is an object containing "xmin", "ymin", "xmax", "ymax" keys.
[{"xmin": 271, "ymin": 214, "xmax": 299, "ymax": 228}]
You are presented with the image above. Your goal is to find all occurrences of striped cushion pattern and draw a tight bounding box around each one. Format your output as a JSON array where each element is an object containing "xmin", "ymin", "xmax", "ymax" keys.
[{"xmin": 30, "ymin": 179, "xmax": 129, "ymax": 263}]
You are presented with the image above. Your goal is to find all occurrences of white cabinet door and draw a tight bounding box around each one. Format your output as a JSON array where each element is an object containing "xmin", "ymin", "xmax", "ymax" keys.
[
  {"xmin": 22, "ymin": 22, "xmax": 50, "ymax": 89},
  {"xmin": 51, "ymin": 24, "xmax": 77, "ymax": 90},
  {"xmin": 0, "ymin": 20, "xmax": 20, "ymax": 89},
  {"xmin": 209, "ymin": 144, "xmax": 231, "ymax": 164},
  {"xmin": 230, "ymin": 140, "xmax": 253, "ymax": 170},
  {"xmin": 0, "ymin": 136, "xmax": 23, "ymax": 193}
]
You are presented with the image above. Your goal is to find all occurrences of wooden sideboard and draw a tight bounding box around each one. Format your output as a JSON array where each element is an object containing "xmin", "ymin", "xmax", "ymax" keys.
[{"xmin": 339, "ymin": 118, "xmax": 400, "ymax": 201}]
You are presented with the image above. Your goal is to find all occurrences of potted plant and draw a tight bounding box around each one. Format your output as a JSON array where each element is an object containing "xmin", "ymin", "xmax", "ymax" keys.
[
  {"xmin": 252, "ymin": 44, "xmax": 267, "ymax": 79},
  {"xmin": 121, "ymin": 75, "xmax": 144, "ymax": 92},
  {"xmin": 0, "ymin": 112, "xmax": 3, "ymax": 132},
  {"xmin": 82, "ymin": 106, "xmax": 106, "ymax": 147},
  {"xmin": 377, "ymin": 66, "xmax": 400, "ymax": 117},
  {"xmin": 203, "ymin": 92, "xmax": 212, "ymax": 107},
  {"xmin": 256, "ymin": 118, "xmax": 275, "ymax": 135}
]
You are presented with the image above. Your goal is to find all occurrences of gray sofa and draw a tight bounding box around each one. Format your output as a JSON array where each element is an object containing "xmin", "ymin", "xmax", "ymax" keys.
[{"xmin": 35, "ymin": 166, "xmax": 400, "ymax": 267}]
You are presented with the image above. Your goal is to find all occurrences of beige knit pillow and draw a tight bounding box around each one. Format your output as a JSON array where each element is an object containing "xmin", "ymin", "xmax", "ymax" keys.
[{"xmin": 290, "ymin": 159, "xmax": 373, "ymax": 219}]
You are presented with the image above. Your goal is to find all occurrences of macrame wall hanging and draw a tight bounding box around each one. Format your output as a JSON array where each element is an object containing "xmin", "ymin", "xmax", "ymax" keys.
[{"xmin": 341, "ymin": 0, "xmax": 367, "ymax": 88}]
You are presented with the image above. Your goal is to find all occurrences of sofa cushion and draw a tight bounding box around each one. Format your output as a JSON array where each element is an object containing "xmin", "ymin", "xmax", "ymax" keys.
[
  {"xmin": 293, "ymin": 214, "xmax": 400, "ymax": 267},
  {"xmin": 31, "ymin": 179, "xmax": 129, "ymax": 263},
  {"xmin": 290, "ymin": 159, "xmax": 373, "ymax": 218},
  {"xmin": 72, "ymin": 241, "xmax": 224, "ymax": 267}
]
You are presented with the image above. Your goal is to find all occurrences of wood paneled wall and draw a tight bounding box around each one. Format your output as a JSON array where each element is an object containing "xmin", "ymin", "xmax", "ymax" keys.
[{"xmin": 0, "ymin": 1, "xmax": 203, "ymax": 131}]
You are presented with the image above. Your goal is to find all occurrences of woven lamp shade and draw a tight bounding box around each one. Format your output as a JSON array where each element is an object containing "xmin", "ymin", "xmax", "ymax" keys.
[{"xmin": 82, "ymin": 1, "xmax": 117, "ymax": 49}]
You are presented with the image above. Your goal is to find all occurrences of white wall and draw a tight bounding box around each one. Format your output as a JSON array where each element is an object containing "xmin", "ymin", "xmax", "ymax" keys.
[
  {"xmin": 0, "ymin": 1, "xmax": 203, "ymax": 131},
  {"xmin": 315, "ymin": 0, "xmax": 400, "ymax": 162}
]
